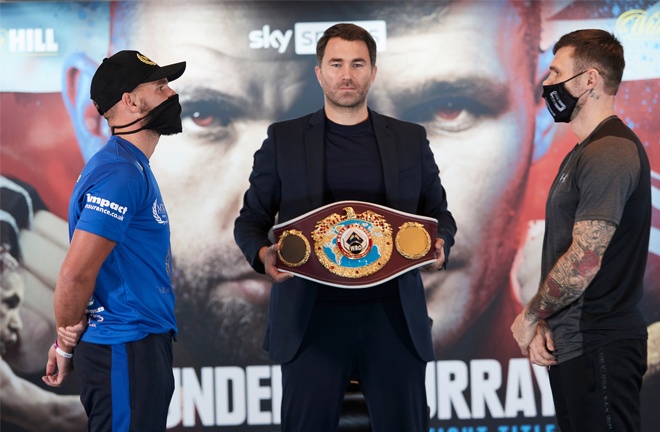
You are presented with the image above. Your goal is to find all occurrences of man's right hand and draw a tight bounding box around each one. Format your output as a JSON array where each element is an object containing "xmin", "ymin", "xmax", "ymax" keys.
[
  {"xmin": 527, "ymin": 320, "xmax": 557, "ymax": 367},
  {"xmin": 57, "ymin": 317, "xmax": 87, "ymax": 350},
  {"xmin": 260, "ymin": 244, "xmax": 294, "ymax": 283}
]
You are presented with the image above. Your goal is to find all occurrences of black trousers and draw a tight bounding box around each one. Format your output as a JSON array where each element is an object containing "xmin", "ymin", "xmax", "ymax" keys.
[
  {"xmin": 549, "ymin": 338, "xmax": 647, "ymax": 432},
  {"xmin": 73, "ymin": 332, "xmax": 174, "ymax": 432},
  {"xmin": 280, "ymin": 297, "xmax": 429, "ymax": 432}
]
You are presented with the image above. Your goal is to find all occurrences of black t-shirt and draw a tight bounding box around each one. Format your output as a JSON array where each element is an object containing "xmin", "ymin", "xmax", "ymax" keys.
[
  {"xmin": 543, "ymin": 116, "xmax": 650, "ymax": 363},
  {"xmin": 318, "ymin": 116, "xmax": 398, "ymax": 302},
  {"xmin": 324, "ymin": 117, "xmax": 386, "ymax": 204}
]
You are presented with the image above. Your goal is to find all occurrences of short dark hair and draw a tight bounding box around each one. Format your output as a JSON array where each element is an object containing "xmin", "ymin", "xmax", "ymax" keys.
[
  {"xmin": 553, "ymin": 29, "xmax": 625, "ymax": 95},
  {"xmin": 316, "ymin": 23, "xmax": 377, "ymax": 68}
]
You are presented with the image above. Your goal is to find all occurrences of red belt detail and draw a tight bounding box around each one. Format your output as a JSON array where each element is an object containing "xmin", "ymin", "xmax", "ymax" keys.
[{"xmin": 272, "ymin": 201, "xmax": 437, "ymax": 289}]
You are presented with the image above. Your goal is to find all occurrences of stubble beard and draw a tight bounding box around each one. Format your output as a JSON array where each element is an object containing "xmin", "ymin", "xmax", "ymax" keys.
[
  {"xmin": 325, "ymin": 79, "xmax": 369, "ymax": 111},
  {"xmin": 172, "ymin": 259, "xmax": 271, "ymax": 366},
  {"xmin": 327, "ymin": 92, "xmax": 366, "ymax": 110}
]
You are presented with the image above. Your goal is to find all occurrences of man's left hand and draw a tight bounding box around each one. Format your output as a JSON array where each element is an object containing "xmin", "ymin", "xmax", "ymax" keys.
[
  {"xmin": 42, "ymin": 344, "xmax": 73, "ymax": 388},
  {"xmin": 422, "ymin": 238, "xmax": 445, "ymax": 272},
  {"xmin": 511, "ymin": 310, "xmax": 538, "ymax": 357}
]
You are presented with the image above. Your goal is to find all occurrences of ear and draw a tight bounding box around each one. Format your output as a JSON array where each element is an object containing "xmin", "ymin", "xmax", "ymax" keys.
[
  {"xmin": 62, "ymin": 52, "xmax": 110, "ymax": 162},
  {"xmin": 586, "ymin": 68, "xmax": 600, "ymax": 89},
  {"xmin": 119, "ymin": 91, "xmax": 143, "ymax": 114}
]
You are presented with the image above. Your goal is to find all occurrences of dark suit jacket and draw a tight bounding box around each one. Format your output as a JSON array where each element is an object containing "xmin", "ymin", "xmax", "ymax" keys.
[{"xmin": 234, "ymin": 108, "xmax": 456, "ymax": 363}]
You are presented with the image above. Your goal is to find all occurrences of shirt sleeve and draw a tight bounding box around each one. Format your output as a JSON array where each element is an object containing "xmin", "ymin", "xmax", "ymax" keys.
[
  {"xmin": 575, "ymin": 137, "xmax": 640, "ymax": 225},
  {"xmin": 74, "ymin": 161, "xmax": 146, "ymax": 243}
]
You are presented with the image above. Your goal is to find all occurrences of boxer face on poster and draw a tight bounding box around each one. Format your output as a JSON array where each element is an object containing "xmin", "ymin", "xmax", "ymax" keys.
[
  {"xmin": 0, "ymin": 249, "xmax": 25, "ymax": 356},
  {"xmin": 370, "ymin": 0, "xmax": 541, "ymax": 350},
  {"xmin": 64, "ymin": 0, "xmax": 542, "ymax": 362}
]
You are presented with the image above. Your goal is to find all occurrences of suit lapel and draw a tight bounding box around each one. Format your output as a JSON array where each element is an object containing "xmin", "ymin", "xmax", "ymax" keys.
[
  {"xmin": 371, "ymin": 110, "xmax": 399, "ymax": 208},
  {"xmin": 304, "ymin": 109, "xmax": 326, "ymax": 209}
]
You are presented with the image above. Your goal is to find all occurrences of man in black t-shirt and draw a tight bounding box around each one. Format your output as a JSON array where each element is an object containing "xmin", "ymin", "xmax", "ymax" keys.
[{"xmin": 511, "ymin": 29, "xmax": 651, "ymax": 432}]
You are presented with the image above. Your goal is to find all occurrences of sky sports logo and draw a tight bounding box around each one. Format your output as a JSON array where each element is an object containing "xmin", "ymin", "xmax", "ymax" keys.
[{"xmin": 248, "ymin": 20, "xmax": 387, "ymax": 55}]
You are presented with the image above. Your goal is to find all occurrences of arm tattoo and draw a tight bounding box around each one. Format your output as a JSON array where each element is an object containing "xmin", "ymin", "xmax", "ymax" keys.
[{"xmin": 525, "ymin": 219, "xmax": 616, "ymax": 321}]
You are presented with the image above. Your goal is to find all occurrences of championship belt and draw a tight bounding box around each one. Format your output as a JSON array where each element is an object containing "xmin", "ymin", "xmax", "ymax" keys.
[{"xmin": 272, "ymin": 201, "xmax": 437, "ymax": 289}]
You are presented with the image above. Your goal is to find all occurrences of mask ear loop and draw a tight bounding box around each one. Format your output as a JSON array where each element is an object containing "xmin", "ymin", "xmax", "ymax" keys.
[
  {"xmin": 112, "ymin": 115, "xmax": 148, "ymax": 136},
  {"xmin": 563, "ymin": 69, "xmax": 589, "ymax": 84},
  {"xmin": 111, "ymin": 94, "xmax": 181, "ymax": 136},
  {"xmin": 573, "ymin": 70, "xmax": 595, "ymax": 101}
]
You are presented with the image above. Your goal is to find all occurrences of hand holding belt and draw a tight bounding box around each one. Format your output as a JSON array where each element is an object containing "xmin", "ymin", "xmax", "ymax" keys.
[{"xmin": 272, "ymin": 200, "xmax": 438, "ymax": 289}]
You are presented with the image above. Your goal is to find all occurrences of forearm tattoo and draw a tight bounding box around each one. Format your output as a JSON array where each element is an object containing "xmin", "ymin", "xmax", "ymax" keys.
[{"xmin": 526, "ymin": 220, "xmax": 616, "ymax": 321}]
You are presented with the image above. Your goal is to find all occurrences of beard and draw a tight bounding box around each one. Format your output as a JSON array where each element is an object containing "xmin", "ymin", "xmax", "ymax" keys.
[
  {"xmin": 326, "ymin": 91, "xmax": 367, "ymax": 109},
  {"xmin": 171, "ymin": 257, "xmax": 271, "ymax": 367},
  {"xmin": 324, "ymin": 79, "xmax": 370, "ymax": 110}
]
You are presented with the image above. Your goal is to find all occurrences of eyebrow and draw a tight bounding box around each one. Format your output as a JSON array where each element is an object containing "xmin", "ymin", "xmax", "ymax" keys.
[
  {"xmin": 179, "ymin": 85, "xmax": 245, "ymax": 108},
  {"xmin": 402, "ymin": 77, "xmax": 511, "ymax": 112},
  {"xmin": 138, "ymin": 78, "xmax": 168, "ymax": 91},
  {"xmin": 328, "ymin": 57, "xmax": 367, "ymax": 64},
  {"xmin": 177, "ymin": 85, "xmax": 252, "ymax": 120}
]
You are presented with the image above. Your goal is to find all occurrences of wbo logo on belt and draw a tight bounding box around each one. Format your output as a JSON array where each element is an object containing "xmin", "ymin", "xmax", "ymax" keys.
[{"xmin": 273, "ymin": 201, "xmax": 437, "ymax": 289}]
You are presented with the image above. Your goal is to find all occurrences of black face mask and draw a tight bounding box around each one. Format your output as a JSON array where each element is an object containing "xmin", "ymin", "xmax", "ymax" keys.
[
  {"xmin": 112, "ymin": 94, "xmax": 182, "ymax": 136},
  {"xmin": 541, "ymin": 70, "xmax": 588, "ymax": 123}
]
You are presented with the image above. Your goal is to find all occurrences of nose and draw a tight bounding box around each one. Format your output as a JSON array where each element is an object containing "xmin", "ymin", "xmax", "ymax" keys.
[
  {"xmin": 339, "ymin": 64, "xmax": 355, "ymax": 78},
  {"xmin": 1, "ymin": 312, "xmax": 21, "ymax": 346},
  {"xmin": 7, "ymin": 311, "xmax": 22, "ymax": 332}
]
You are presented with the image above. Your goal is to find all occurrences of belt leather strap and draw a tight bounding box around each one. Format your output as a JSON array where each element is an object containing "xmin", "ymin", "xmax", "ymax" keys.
[{"xmin": 272, "ymin": 201, "xmax": 438, "ymax": 288}]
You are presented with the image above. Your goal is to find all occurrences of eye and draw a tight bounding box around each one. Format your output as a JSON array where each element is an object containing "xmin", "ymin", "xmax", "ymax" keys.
[
  {"xmin": 2, "ymin": 294, "xmax": 21, "ymax": 309},
  {"xmin": 181, "ymin": 99, "xmax": 232, "ymax": 128},
  {"xmin": 401, "ymin": 97, "xmax": 496, "ymax": 134},
  {"xmin": 179, "ymin": 92, "xmax": 244, "ymax": 139},
  {"xmin": 190, "ymin": 110, "xmax": 214, "ymax": 127}
]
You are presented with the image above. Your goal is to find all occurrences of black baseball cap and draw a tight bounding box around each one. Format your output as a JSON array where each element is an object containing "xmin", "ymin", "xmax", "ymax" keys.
[{"xmin": 90, "ymin": 50, "xmax": 186, "ymax": 115}]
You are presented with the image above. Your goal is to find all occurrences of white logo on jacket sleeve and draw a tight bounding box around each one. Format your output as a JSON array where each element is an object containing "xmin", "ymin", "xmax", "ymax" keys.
[{"xmin": 153, "ymin": 200, "xmax": 169, "ymax": 224}]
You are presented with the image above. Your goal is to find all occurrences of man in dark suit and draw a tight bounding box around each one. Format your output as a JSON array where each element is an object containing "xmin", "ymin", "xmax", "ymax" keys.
[{"xmin": 234, "ymin": 23, "xmax": 456, "ymax": 432}]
